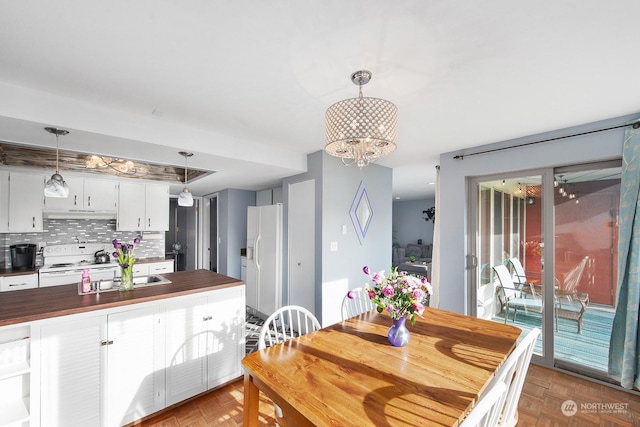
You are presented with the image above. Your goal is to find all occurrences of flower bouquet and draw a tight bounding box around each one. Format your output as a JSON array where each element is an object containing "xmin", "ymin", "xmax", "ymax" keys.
[
  {"xmin": 352, "ymin": 266, "xmax": 432, "ymax": 346},
  {"xmin": 112, "ymin": 236, "xmax": 141, "ymax": 291}
]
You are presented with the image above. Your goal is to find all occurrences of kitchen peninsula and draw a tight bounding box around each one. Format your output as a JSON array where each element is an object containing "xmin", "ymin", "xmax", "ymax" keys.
[{"xmin": 0, "ymin": 269, "xmax": 245, "ymax": 427}]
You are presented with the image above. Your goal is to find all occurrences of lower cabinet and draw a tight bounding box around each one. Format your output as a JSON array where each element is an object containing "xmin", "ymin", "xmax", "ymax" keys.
[
  {"xmin": 35, "ymin": 286, "xmax": 244, "ymax": 426},
  {"xmin": 39, "ymin": 305, "xmax": 164, "ymax": 427},
  {"xmin": 164, "ymin": 286, "xmax": 245, "ymax": 406}
]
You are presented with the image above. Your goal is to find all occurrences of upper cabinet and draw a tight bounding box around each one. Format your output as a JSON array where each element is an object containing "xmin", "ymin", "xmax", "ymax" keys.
[
  {"xmin": 118, "ymin": 182, "xmax": 169, "ymax": 231},
  {"xmin": 43, "ymin": 177, "xmax": 117, "ymax": 212},
  {"xmin": 9, "ymin": 172, "xmax": 43, "ymax": 232}
]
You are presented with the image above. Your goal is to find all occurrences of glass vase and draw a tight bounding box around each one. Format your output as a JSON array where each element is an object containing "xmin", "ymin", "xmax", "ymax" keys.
[
  {"xmin": 387, "ymin": 315, "xmax": 410, "ymax": 347},
  {"xmin": 120, "ymin": 266, "xmax": 134, "ymax": 291}
]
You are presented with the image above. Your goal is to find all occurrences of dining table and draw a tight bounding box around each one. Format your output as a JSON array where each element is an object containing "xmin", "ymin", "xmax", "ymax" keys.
[{"xmin": 242, "ymin": 307, "xmax": 522, "ymax": 427}]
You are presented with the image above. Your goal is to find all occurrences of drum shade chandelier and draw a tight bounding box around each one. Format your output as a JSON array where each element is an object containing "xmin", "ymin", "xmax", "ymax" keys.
[
  {"xmin": 178, "ymin": 151, "xmax": 194, "ymax": 207},
  {"xmin": 44, "ymin": 127, "xmax": 70, "ymax": 198},
  {"xmin": 325, "ymin": 70, "xmax": 398, "ymax": 169}
]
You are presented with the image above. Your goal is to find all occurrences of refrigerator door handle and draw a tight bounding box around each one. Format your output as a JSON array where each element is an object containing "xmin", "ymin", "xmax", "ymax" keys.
[{"xmin": 255, "ymin": 235, "xmax": 261, "ymax": 269}]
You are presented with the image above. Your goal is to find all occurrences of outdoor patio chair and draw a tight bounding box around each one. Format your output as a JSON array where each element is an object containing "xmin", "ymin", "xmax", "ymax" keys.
[{"xmin": 494, "ymin": 265, "xmax": 543, "ymax": 323}]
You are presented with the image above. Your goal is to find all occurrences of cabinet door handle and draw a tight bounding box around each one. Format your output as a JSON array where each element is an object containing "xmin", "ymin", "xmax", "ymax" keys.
[
  {"xmin": 138, "ymin": 218, "xmax": 141, "ymax": 227},
  {"xmin": 32, "ymin": 217, "xmax": 35, "ymax": 228},
  {"xmin": 74, "ymin": 195, "xmax": 77, "ymax": 206},
  {"xmin": 203, "ymin": 316, "xmax": 213, "ymax": 321},
  {"xmin": 148, "ymin": 218, "xmax": 151, "ymax": 228},
  {"xmin": 87, "ymin": 195, "xmax": 91, "ymax": 206},
  {"xmin": 100, "ymin": 340, "xmax": 114, "ymax": 346}
]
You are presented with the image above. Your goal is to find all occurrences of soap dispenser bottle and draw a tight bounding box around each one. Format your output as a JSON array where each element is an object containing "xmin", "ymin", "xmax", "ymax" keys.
[{"xmin": 81, "ymin": 269, "xmax": 91, "ymax": 293}]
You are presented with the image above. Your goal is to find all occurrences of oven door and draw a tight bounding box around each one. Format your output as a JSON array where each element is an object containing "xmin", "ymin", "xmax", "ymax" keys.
[{"xmin": 39, "ymin": 265, "xmax": 118, "ymax": 287}]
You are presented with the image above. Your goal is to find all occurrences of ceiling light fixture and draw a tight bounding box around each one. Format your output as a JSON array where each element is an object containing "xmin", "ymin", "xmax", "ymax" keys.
[
  {"xmin": 85, "ymin": 155, "xmax": 141, "ymax": 175},
  {"xmin": 178, "ymin": 151, "xmax": 194, "ymax": 207},
  {"xmin": 325, "ymin": 70, "xmax": 398, "ymax": 169},
  {"xmin": 44, "ymin": 127, "xmax": 70, "ymax": 198}
]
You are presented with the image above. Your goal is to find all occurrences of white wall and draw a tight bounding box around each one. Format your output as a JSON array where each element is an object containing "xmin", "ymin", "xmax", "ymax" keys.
[{"xmin": 438, "ymin": 113, "xmax": 638, "ymax": 314}]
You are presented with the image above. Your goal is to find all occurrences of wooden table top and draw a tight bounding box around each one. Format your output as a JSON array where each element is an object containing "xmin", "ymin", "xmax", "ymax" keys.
[{"xmin": 242, "ymin": 308, "xmax": 522, "ymax": 427}]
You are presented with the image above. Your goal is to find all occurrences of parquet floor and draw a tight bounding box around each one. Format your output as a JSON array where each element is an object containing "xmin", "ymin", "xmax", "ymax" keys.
[{"xmin": 137, "ymin": 364, "xmax": 640, "ymax": 426}]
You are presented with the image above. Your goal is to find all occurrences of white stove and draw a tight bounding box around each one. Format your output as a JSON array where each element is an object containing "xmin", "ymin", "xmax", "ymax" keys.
[{"xmin": 40, "ymin": 243, "xmax": 119, "ymax": 287}]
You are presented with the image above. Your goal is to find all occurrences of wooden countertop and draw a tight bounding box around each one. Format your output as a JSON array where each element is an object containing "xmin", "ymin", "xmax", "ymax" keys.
[
  {"xmin": 0, "ymin": 269, "xmax": 243, "ymax": 327},
  {"xmin": 0, "ymin": 267, "xmax": 39, "ymax": 277}
]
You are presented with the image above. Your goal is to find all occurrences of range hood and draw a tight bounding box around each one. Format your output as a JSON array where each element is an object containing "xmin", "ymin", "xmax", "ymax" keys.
[{"xmin": 43, "ymin": 209, "xmax": 117, "ymax": 220}]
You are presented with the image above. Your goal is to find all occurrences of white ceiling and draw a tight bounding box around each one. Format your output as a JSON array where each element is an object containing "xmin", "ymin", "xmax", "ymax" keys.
[{"xmin": 0, "ymin": 1, "xmax": 639, "ymax": 201}]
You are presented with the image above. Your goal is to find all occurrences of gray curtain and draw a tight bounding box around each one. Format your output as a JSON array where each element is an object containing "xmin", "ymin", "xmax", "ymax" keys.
[{"xmin": 609, "ymin": 121, "xmax": 640, "ymax": 389}]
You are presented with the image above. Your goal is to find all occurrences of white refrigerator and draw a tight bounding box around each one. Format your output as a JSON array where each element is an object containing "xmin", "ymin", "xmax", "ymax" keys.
[{"xmin": 246, "ymin": 204, "xmax": 283, "ymax": 317}]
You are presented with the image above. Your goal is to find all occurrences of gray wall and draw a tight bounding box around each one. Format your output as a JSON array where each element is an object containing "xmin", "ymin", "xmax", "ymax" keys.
[
  {"xmin": 217, "ymin": 189, "xmax": 255, "ymax": 279},
  {"xmin": 283, "ymin": 151, "xmax": 393, "ymax": 324},
  {"xmin": 392, "ymin": 198, "xmax": 436, "ymax": 247},
  {"xmin": 438, "ymin": 113, "xmax": 638, "ymax": 314}
]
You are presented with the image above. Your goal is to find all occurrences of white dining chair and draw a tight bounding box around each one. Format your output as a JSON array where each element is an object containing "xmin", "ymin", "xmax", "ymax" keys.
[
  {"xmin": 486, "ymin": 327, "xmax": 541, "ymax": 427},
  {"xmin": 258, "ymin": 305, "xmax": 321, "ymax": 427},
  {"xmin": 341, "ymin": 287, "xmax": 375, "ymax": 321},
  {"xmin": 459, "ymin": 381, "xmax": 508, "ymax": 427}
]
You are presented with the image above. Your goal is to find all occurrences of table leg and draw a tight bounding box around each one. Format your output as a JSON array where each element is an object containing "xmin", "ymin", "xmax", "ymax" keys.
[{"xmin": 243, "ymin": 372, "xmax": 260, "ymax": 427}]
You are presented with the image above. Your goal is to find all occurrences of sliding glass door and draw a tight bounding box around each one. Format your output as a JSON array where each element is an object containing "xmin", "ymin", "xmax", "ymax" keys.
[{"xmin": 470, "ymin": 161, "xmax": 620, "ymax": 380}]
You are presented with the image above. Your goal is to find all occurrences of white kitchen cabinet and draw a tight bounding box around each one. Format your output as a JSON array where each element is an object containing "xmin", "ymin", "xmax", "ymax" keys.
[
  {"xmin": 44, "ymin": 177, "xmax": 118, "ymax": 212},
  {"xmin": 131, "ymin": 263, "xmax": 149, "ymax": 277},
  {"xmin": 148, "ymin": 260, "xmax": 173, "ymax": 275},
  {"xmin": 144, "ymin": 184, "xmax": 169, "ymax": 231},
  {"xmin": 40, "ymin": 314, "xmax": 105, "ymax": 427},
  {"xmin": 0, "ymin": 325, "xmax": 31, "ymax": 427},
  {"xmin": 0, "ymin": 171, "xmax": 9, "ymax": 233},
  {"xmin": 0, "ymin": 273, "xmax": 38, "ymax": 292},
  {"xmin": 117, "ymin": 182, "xmax": 169, "ymax": 231},
  {"xmin": 84, "ymin": 179, "xmax": 118, "ymax": 211},
  {"xmin": 164, "ymin": 286, "xmax": 244, "ymax": 405},
  {"xmin": 107, "ymin": 306, "xmax": 165, "ymax": 426},
  {"xmin": 42, "ymin": 176, "xmax": 83, "ymax": 210},
  {"xmin": 39, "ymin": 305, "xmax": 165, "ymax": 427},
  {"xmin": 8, "ymin": 172, "xmax": 43, "ymax": 232}
]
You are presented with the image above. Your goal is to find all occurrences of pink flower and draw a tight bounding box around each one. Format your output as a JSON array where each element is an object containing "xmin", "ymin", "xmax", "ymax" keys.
[
  {"xmin": 412, "ymin": 289, "xmax": 425, "ymax": 300},
  {"xmin": 413, "ymin": 302, "xmax": 425, "ymax": 315},
  {"xmin": 347, "ymin": 290, "xmax": 355, "ymax": 300},
  {"xmin": 382, "ymin": 285, "xmax": 395, "ymax": 297},
  {"xmin": 367, "ymin": 290, "xmax": 376, "ymax": 299},
  {"xmin": 371, "ymin": 271, "xmax": 384, "ymax": 284},
  {"xmin": 362, "ymin": 266, "xmax": 370, "ymax": 275}
]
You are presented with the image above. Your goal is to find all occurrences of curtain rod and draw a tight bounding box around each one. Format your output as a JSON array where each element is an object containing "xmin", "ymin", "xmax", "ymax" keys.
[{"xmin": 453, "ymin": 120, "xmax": 640, "ymax": 160}]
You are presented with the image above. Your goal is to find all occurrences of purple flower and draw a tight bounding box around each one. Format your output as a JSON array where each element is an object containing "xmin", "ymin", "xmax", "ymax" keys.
[
  {"xmin": 127, "ymin": 244, "xmax": 134, "ymax": 250},
  {"xmin": 134, "ymin": 236, "xmax": 141, "ymax": 244},
  {"xmin": 347, "ymin": 290, "xmax": 354, "ymax": 300},
  {"xmin": 114, "ymin": 241, "xmax": 122, "ymax": 249},
  {"xmin": 362, "ymin": 266, "xmax": 370, "ymax": 275},
  {"xmin": 112, "ymin": 252, "xmax": 118, "ymax": 258},
  {"xmin": 122, "ymin": 263, "xmax": 129, "ymax": 268}
]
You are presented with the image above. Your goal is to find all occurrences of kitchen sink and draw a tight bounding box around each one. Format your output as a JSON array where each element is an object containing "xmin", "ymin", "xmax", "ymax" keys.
[{"xmin": 79, "ymin": 274, "xmax": 172, "ymax": 294}]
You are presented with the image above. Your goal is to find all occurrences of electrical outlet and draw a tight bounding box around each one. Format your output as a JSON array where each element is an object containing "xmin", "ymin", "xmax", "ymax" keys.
[{"xmin": 38, "ymin": 242, "xmax": 46, "ymax": 251}]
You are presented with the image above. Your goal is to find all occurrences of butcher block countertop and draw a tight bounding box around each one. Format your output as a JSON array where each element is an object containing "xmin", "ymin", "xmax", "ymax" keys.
[{"xmin": 0, "ymin": 269, "xmax": 243, "ymax": 327}]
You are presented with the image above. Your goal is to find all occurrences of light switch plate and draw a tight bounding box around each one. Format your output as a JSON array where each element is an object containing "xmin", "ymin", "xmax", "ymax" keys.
[{"xmin": 330, "ymin": 241, "xmax": 338, "ymax": 252}]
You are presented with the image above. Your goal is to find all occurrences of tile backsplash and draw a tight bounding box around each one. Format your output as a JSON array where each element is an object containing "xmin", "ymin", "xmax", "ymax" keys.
[{"xmin": 1, "ymin": 219, "xmax": 165, "ymax": 268}]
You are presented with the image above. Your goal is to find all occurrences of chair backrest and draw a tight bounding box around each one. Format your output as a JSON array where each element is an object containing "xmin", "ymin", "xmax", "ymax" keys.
[
  {"xmin": 258, "ymin": 305, "xmax": 321, "ymax": 350},
  {"xmin": 459, "ymin": 381, "xmax": 508, "ymax": 427},
  {"xmin": 561, "ymin": 256, "xmax": 588, "ymax": 293},
  {"xmin": 493, "ymin": 265, "xmax": 520, "ymax": 300},
  {"xmin": 341, "ymin": 287, "xmax": 375, "ymax": 321},
  {"xmin": 507, "ymin": 258, "xmax": 527, "ymax": 287},
  {"xmin": 487, "ymin": 327, "xmax": 540, "ymax": 427}
]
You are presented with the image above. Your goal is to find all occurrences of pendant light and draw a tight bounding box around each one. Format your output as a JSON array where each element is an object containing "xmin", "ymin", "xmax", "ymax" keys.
[
  {"xmin": 44, "ymin": 127, "xmax": 70, "ymax": 198},
  {"xmin": 178, "ymin": 151, "xmax": 194, "ymax": 207}
]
